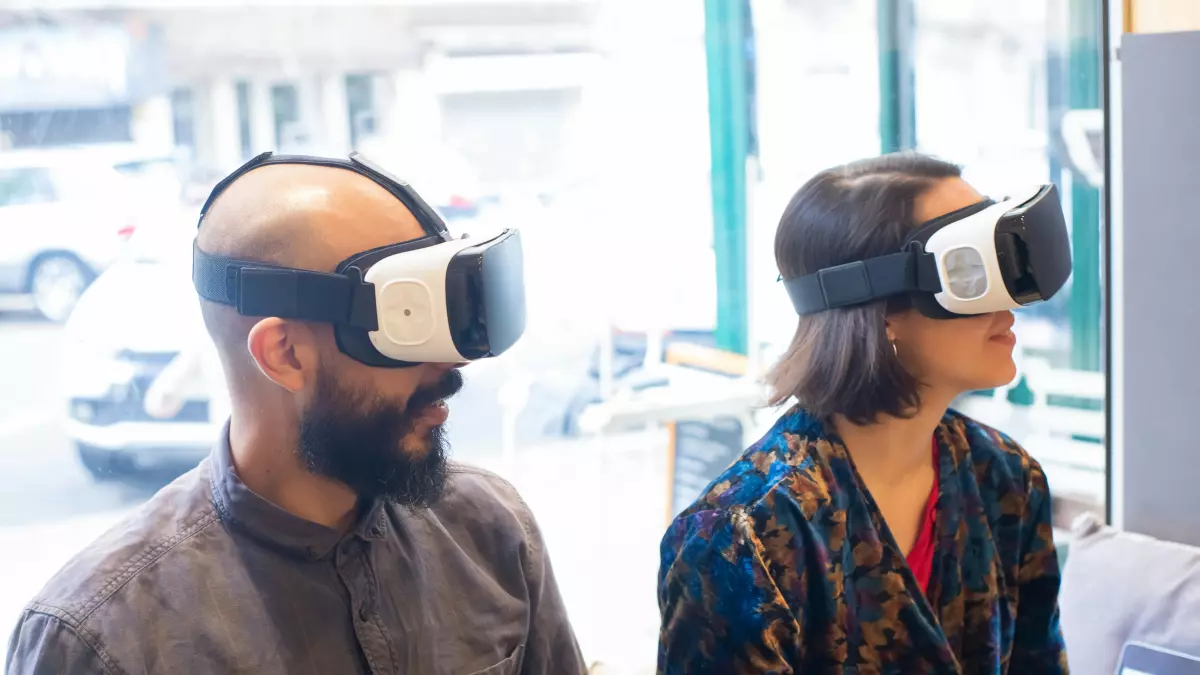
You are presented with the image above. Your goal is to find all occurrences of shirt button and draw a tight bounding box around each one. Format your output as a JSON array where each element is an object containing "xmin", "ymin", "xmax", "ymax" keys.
[{"xmin": 359, "ymin": 605, "xmax": 370, "ymax": 621}]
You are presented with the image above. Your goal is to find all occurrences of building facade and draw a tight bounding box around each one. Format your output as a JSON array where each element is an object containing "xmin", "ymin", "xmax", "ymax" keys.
[{"xmin": 0, "ymin": 2, "xmax": 601, "ymax": 192}]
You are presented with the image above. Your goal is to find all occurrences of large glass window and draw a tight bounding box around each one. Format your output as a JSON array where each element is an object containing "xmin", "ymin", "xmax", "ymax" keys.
[
  {"xmin": 903, "ymin": 0, "xmax": 1107, "ymax": 526},
  {"xmin": 270, "ymin": 83, "xmax": 301, "ymax": 151},
  {"xmin": 0, "ymin": 2, "xmax": 1106, "ymax": 670},
  {"xmin": 345, "ymin": 73, "xmax": 376, "ymax": 151},
  {"xmin": 169, "ymin": 87, "xmax": 195, "ymax": 152},
  {"xmin": 235, "ymin": 80, "xmax": 254, "ymax": 160}
]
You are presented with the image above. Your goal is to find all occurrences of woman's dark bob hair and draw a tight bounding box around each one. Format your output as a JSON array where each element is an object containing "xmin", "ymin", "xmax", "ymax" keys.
[{"xmin": 767, "ymin": 152, "xmax": 962, "ymax": 425}]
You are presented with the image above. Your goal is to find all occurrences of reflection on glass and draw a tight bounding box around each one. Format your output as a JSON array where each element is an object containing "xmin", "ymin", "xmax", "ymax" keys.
[
  {"xmin": 0, "ymin": 1, "xmax": 1106, "ymax": 670},
  {"xmin": 906, "ymin": 0, "xmax": 1106, "ymax": 527}
]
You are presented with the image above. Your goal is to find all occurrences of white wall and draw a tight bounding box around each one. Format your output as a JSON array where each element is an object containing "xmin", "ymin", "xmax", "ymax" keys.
[
  {"xmin": 192, "ymin": 77, "xmax": 242, "ymax": 173},
  {"xmin": 315, "ymin": 73, "xmax": 351, "ymax": 156}
]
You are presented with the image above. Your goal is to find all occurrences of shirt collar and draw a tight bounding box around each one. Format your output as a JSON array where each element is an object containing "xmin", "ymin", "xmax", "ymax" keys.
[{"xmin": 208, "ymin": 422, "xmax": 389, "ymax": 561}]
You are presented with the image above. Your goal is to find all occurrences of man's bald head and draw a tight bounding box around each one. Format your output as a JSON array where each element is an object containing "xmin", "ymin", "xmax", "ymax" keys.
[
  {"xmin": 197, "ymin": 163, "xmax": 427, "ymax": 357},
  {"xmin": 197, "ymin": 163, "xmax": 426, "ymax": 272}
]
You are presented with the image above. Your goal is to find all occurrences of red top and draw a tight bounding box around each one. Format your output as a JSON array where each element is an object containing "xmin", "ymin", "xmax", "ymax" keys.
[{"xmin": 905, "ymin": 438, "xmax": 940, "ymax": 595}]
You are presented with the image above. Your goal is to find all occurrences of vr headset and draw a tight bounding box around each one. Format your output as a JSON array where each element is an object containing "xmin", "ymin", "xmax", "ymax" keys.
[
  {"xmin": 192, "ymin": 151, "xmax": 526, "ymax": 367},
  {"xmin": 782, "ymin": 184, "xmax": 1072, "ymax": 319}
]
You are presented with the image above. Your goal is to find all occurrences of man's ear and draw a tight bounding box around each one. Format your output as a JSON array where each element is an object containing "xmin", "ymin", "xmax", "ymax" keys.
[{"xmin": 246, "ymin": 318, "xmax": 319, "ymax": 393}]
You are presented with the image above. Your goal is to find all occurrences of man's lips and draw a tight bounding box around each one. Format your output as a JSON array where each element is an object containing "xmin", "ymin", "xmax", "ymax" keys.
[{"xmin": 415, "ymin": 401, "xmax": 449, "ymax": 426}]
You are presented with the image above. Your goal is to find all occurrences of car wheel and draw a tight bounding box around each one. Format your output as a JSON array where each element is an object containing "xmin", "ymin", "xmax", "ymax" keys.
[
  {"xmin": 30, "ymin": 255, "xmax": 90, "ymax": 323},
  {"xmin": 76, "ymin": 444, "xmax": 131, "ymax": 482}
]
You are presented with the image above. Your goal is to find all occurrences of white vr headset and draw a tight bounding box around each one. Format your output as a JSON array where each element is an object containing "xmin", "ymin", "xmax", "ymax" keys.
[
  {"xmin": 192, "ymin": 152, "xmax": 525, "ymax": 367},
  {"xmin": 783, "ymin": 184, "xmax": 1073, "ymax": 319}
]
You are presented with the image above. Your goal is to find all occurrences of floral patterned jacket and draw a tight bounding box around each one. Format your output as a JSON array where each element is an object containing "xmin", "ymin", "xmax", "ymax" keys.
[{"xmin": 658, "ymin": 407, "xmax": 1068, "ymax": 674}]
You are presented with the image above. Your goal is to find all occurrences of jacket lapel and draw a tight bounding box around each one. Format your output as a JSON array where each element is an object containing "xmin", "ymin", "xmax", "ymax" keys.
[
  {"xmin": 928, "ymin": 418, "xmax": 968, "ymax": 668},
  {"xmin": 798, "ymin": 418, "xmax": 963, "ymax": 672}
]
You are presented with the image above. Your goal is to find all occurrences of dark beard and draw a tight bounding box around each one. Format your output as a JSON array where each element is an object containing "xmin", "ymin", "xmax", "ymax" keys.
[{"xmin": 296, "ymin": 368, "xmax": 463, "ymax": 508}]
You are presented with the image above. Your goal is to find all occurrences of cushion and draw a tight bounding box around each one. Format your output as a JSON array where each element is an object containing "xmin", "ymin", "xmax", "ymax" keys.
[{"xmin": 1060, "ymin": 513, "xmax": 1200, "ymax": 674}]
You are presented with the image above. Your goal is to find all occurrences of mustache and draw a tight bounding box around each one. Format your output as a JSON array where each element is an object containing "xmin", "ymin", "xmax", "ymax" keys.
[{"xmin": 405, "ymin": 368, "xmax": 464, "ymax": 414}]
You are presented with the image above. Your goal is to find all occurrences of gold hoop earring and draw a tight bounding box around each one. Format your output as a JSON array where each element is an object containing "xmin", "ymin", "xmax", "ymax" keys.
[{"xmin": 891, "ymin": 340, "xmax": 898, "ymax": 357}]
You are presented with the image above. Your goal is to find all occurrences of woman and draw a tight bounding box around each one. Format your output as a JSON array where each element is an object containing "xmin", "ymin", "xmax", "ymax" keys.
[{"xmin": 657, "ymin": 154, "xmax": 1067, "ymax": 674}]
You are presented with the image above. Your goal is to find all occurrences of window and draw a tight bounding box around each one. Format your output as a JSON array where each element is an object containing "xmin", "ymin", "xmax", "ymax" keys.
[
  {"xmin": 0, "ymin": 108, "xmax": 133, "ymax": 148},
  {"xmin": 345, "ymin": 73, "xmax": 375, "ymax": 150},
  {"xmin": 170, "ymin": 87, "xmax": 196, "ymax": 151},
  {"xmin": 0, "ymin": 168, "xmax": 57, "ymax": 207},
  {"xmin": 901, "ymin": 0, "xmax": 1107, "ymax": 525},
  {"xmin": 235, "ymin": 80, "xmax": 254, "ymax": 160},
  {"xmin": 270, "ymin": 83, "xmax": 301, "ymax": 151},
  {"xmin": 0, "ymin": 2, "xmax": 1108, "ymax": 670}
]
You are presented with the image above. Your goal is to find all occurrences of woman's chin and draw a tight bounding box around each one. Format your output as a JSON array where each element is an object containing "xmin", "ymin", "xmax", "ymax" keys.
[
  {"xmin": 985, "ymin": 361, "xmax": 1019, "ymax": 390},
  {"xmin": 953, "ymin": 361, "xmax": 1018, "ymax": 394}
]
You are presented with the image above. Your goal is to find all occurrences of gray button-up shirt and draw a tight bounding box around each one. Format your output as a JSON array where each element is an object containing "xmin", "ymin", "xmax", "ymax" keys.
[{"xmin": 6, "ymin": 433, "xmax": 585, "ymax": 675}]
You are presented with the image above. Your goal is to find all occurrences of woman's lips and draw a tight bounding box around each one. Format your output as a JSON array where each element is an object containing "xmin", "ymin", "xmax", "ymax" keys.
[{"xmin": 989, "ymin": 330, "xmax": 1016, "ymax": 346}]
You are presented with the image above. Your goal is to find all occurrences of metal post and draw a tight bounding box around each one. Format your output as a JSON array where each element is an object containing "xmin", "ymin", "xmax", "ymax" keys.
[
  {"xmin": 705, "ymin": 0, "xmax": 753, "ymax": 356},
  {"xmin": 744, "ymin": 154, "xmax": 762, "ymax": 380},
  {"xmin": 1067, "ymin": 0, "xmax": 1104, "ymax": 373},
  {"xmin": 598, "ymin": 324, "xmax": 614, "ymax": 400},
  {"xmin": 877, "ymin": 0, "xmax": 917, "ymax": 153}
]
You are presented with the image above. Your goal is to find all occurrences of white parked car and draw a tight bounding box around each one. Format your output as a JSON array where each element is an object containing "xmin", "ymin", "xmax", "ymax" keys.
[
  {"xmin": 61, "ymin": 221, "xmax": 223, "ymax": 480},
  {"xmin": 0, "ymin": 149, "xmax": 154, "ymax": 321}
]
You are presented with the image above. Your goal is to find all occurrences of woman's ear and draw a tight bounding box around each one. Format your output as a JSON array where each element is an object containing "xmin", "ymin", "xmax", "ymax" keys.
[{"xmin": 885, "ymin": 308, "xmax": 917, "ymax": 343}]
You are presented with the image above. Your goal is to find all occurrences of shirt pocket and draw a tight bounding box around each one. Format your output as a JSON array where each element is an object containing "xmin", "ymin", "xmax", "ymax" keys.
[{"xmin": 467, "ymin": 644, "xmax": 525, "ymax": 675}]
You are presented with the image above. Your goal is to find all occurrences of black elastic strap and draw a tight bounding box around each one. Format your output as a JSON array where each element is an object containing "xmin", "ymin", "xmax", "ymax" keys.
[
  {"xmin": 782, "ymin": 249, "xmax": 942, "ymax": 315},
  {"xmin": 191, "ymin": 151, "xmax": 454, "ymax": 332},
  {"xmin": 192, "ymin": 241, "xmax": 379, "ymax": 331},
  {"xmin": 197, "ymin": 151, "xmax": 451, "ymax": 242}
]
